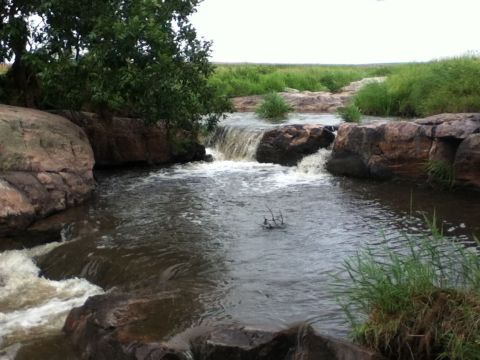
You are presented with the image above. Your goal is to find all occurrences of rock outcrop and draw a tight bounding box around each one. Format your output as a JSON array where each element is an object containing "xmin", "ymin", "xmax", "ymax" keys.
[
  {"xmin": 0, "ymin": 105, "xmax": 95, "ymax": 236},
  {"xmin": 256, "ymin": 124, "xmax": 335, "ymax": 166},
  {"xmin": 64, "ymin": 291, "xmax": 383, "ymax": 360},
  {"xmin": 56, "ymin": 111, "xmax": 206, "ymax": 167},
  {"xmin": 326, "ymin": 113, "xmax": 480, "ymax": 188},
  {"xmin": 232, "ymin": 77, "xmax": 385, "ymax": 113}
]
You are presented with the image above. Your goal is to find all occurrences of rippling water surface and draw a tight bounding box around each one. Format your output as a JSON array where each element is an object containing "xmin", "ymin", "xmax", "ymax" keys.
[{"xmin": 2, "ymin": 113, "xmax": 479, "ymax": 359}]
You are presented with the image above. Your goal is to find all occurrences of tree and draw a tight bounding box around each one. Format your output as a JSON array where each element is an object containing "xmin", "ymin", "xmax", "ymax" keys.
[{"xmin": 1, "ymin": 0, "xmax": 230, "ymax": 132}]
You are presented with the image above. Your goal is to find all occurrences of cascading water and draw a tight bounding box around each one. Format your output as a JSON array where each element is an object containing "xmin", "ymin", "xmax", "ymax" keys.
[{"xmin": 208, "ymin": 125, "xmax": 266, "ymax": 161}]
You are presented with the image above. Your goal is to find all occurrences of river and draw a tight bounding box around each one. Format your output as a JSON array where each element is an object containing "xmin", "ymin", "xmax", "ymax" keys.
[{"xmin": 1, "ymin": 113, "xmax": 479, "ymax": 359}]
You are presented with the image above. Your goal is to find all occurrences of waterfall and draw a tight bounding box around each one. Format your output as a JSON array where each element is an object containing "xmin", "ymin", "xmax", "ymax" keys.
[{"xmin": 208, "ymin": 126, "xmax": 265, "ymax": 161}]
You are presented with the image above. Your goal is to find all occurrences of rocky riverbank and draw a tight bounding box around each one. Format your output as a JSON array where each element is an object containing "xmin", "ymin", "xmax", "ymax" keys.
[
  {"xmin": 63, "ymin": 290, "xmax": 383, "ymax": 360},
  {"xmin": 0, "ymin": 105, "xmax": 206, "ymax": 246},
  {"xmin": 326, "ymin": 113, "xmax": 480, "ymax": 189}
]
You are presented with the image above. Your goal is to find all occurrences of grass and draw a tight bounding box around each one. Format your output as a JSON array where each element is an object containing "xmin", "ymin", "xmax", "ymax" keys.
[
  {"xmin": 255, "ymin": 92, "xmax": 293, "ymax": 121},
  {"xmin": 338, "ymin": 103, "xmax": 362, "ymax": 123},
  {"xmin": 354, "ymin": 56, "xmax": 480, "ymax": 117},
  {"xmin": 425, "ymin": 159, "xmax": 456, "ymax": 189},
  {"xmin": 209, "ymin": 64, "xmax": 392, "ymax": 98},
  {"xmin": 334, "ymin": 216, "xmax": 480, "ymax": 359}
]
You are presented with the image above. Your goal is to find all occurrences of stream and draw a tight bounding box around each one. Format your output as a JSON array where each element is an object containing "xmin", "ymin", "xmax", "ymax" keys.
[{"xmin": 1, "ymin": 113, "xmax": 479, "ymax": 359}]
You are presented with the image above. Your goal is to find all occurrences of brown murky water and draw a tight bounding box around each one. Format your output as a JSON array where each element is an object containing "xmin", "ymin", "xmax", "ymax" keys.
[{"xmin": 1, "ymin": 113, "xmax": 479, "ymax": 359}]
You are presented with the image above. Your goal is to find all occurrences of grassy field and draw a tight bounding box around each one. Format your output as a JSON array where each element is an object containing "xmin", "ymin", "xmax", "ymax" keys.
[
  {"xmin": 209, "ymin": 63, "xmax": 393, "ymax": 97},
  {"xmin": 354, "ymin": 56, "xmax": 480, "ymax": 117}
]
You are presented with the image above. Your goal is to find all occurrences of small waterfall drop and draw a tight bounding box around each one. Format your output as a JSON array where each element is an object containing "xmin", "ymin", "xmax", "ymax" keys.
[
  {"xmin": 208, "ymin": 126, "xmax": 265, "ymax": 161},
  {"xmin": 295, "ymin": 149, "xmax": 332, "ymax": 175}
]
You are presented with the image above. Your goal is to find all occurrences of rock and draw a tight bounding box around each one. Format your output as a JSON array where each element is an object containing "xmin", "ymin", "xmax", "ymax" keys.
[
  {"xmin": 232, "ymin": 77, "xmax": 386, "ymax": 113},
  {"xmin": 64, "ymin": 291, "xmax": 383, "ymax": 360},
  {"xmin": 232, "ymin": 92, "xmax": 348, "ymax": 113},
  {"xmin": 256, "ymin": 125, "xmax": 335, "ymax": 166},
  {"xmin": 55, "ymin": 111, "xmax": 206, "ymax": 167},
  {"xmin": 326, "ymin": 113, "xmax": 480, "ymax": 188},
  {"xmin": 0, "ymin": 105, "xmax": 95, "ymax": 237},
  {"xmin": 454, "ymin": 134, "xmax": 480, "ymax": 188}
]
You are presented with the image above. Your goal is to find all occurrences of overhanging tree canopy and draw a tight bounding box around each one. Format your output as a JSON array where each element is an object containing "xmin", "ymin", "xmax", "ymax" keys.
[{"xmin": 0, "ymin": 0, "xmax": 230, "ymax": 130}]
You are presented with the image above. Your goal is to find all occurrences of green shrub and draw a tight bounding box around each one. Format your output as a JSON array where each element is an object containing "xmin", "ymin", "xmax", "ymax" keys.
[
  {"xmin": 256, "ymin": 92, "xmax": 293, "ymax": 121},
  {"xmin": 335, "ymin": 217, "xmax": 480, "ymax": 359},
  {"xmin": 338, "ymin": 103, "xmax": 362, "ymax": 123}
]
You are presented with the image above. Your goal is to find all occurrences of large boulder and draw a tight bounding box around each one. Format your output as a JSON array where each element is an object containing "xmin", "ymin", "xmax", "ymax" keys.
[
  {"xmin": 0, "ymin": 105, "xmax": 95, "ymax": 236},
  {"xmin": 56, "ymin": 111, "xmax": 206, "ymax": 167},
  {"xmin": 64, "ymin": 291, "xmax": 383, "ymax": 360},
  {"xmin": 256, "ymin": 124, "xmax": 335, "ymax": 166},
  {"xmin": 326, "ymin": 113, "xmax": 480, "ymax": 188}
]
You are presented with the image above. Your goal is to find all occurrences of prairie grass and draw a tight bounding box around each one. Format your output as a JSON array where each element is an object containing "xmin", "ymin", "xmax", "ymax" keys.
[
  {"xmin": 255, "ymin": 92, "xmax": 293, "ymax": 121},
  {"xmin": 354, "ymin": 56, "xmax": 480, "ymax": 117},
  {"xmin": 210, "ymin": 64, "xmax": 391, "ymax": 97},
  {"xmin": 334, "ymin": 215, "xmax": 480, "ymax": 359}
]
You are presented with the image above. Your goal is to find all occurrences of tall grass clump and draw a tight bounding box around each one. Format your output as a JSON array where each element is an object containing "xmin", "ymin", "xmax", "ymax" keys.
[
  {"xmin": 355, "ymin": 56, "xmax": 480, "ymax": 117},
  {"xmin": 256, "ymin": 92, "xmax": 293, "ymax": 121},
  {"xmin": 338, "ymin": 103, "xmax": 362, "ymax": 123},
  {"xmin": 335, "ymin": 218, "xmax": 480, "ymax": 359}
]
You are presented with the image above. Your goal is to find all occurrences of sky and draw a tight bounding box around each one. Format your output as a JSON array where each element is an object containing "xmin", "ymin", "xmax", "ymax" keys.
[{"xmin": 190, "ymin": 0, "xmax": 480, "ymax": 64}]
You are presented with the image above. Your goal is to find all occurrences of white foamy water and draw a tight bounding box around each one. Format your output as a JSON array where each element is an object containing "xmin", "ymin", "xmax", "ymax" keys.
[{"xmin": 0, "ymin": 242, "xmax": 103, "ymax": 349}]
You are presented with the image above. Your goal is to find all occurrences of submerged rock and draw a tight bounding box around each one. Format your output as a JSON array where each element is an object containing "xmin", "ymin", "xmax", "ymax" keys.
[
  {"xmin": 55, "ymin": 111, "xmax": 206, "ymax": 167},
  {"xmin": 0, "ymin": 105, "xmax": 95, "ymax": 237},
  {"xmin": 256, "ymin": 124, "xmax": 335, "ymax": 166},
  {"xmin": 326, "ymin": 113, "xmax": 480, "ymax": 188},
  {"xmin": 64, "ymin": 291, "xmax": 383, "ymax": 360}
]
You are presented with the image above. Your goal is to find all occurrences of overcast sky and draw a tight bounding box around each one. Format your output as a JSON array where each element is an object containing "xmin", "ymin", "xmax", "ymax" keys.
[{"xmin": 190, "ymin": 0, "xmax": 480, "ymax": 64}]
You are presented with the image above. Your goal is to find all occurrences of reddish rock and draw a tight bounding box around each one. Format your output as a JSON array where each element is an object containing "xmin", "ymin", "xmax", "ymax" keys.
[
  {"xmin": 64, "ymin": 291, "xmax": 383, "ymax": 360},
  {"xmin": 56, "ymin": 111, "xmax": 205, "ymax": 167},
  {"xmin": 327, "ymin": 113, "xmax": 480, "ymax": 188},
  {"xmin": 256, "ymin": 124, "xmax": 335, "ymax": 166},
  {"xmin": 0, "ymin": 105, "xmax": 95, "ymax": 236}
]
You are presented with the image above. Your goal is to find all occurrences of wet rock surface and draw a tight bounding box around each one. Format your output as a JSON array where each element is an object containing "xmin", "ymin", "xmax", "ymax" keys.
[
  {"xmin": 0, "ymin": 105, "xmax": 95, "ymax": 238},
  {"xmin": 256, "ymin": 124, "xmax": 335, "ymax": 166},
  {"xmin": 326, "ymin": 113, "xmax": 480, "ymax": 188},
  {"xmin": 55, "ymin": 111, "xmax": 206, "ymax": 167},
  {"xmin": 64, "ymin": 291, "xmax": 383, "ymax": 360}
]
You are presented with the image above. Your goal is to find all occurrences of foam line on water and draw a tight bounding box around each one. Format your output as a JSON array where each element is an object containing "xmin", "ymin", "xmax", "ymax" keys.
[{"xmin": 0, "ymin": 242, "xmax": 103, "ymax": 348}]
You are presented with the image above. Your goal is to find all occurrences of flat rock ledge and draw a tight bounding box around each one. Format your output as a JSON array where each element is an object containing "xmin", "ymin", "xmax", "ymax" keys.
[
  {"xmin": 232, "ymin": 77, "xmax": 385, "ymax": 113},
  {"xmin": 55, "ymin": 111, "xmax": 206, "ymax": 167},
  {"xmin": 326, "ymin": 113, "xmax": 480, "ymax": 189},
  {"xmin": 0, "ymin": 105, "xmax": 95, "ymax": 238},
  {"xmin": 64, "ymin": 291, "xmax": 383, "ymax": 360},
  {"xmin": 256, "ymin": 124, "xmax": 335, "ymax": 166}
]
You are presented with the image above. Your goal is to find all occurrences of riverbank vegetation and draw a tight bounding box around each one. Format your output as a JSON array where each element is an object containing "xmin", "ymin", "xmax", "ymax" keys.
[
  {"xmin": 255, "ymin": 92, "xmax": 293, "ymax": 121},
  {"xmin": 0, "ymin": 0, "xmax": 230, "ymax": 133},
  {"xmin": 337, "ymin": 103, "xmax": 362, "ymax": 123},
  {"xmin": 354, "ymin": 56, "xmax": 480, "ymax": 117},
  {"xmin": 336, "ymin": 217, "xmax": 480, "ymax": 359},
  {"xmin": 209, "ymin": 64, "xmax": 392, "ymax": 97}
]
